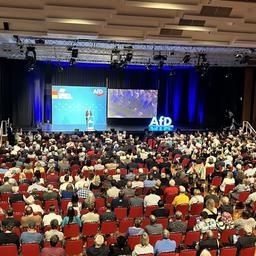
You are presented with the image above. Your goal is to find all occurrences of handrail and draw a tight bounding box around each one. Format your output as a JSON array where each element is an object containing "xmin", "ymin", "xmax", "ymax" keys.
[{"xmin": 242, "ymin": 121, "xmax": 256, "ymax": 137}]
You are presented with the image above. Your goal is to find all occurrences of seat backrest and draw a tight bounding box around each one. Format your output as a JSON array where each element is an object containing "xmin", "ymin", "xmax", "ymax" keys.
[
  {"xmin": 220, "ymin": 247, "xmax": 237, "ymax": 256},
  {"xmin": 184, "ymin": 231, "xmax": 200, "ymax": 246},
  {"xmin": 211, "ymin": 176, "xmax": 222, "ymax": 186},
  {"xmin": 129, "ymin": 206, "xmax": 143, "ymax": 218},
  {"xmin": 119, "ymin": 218, "xmax": 134, "ymax": 233},
  {"xmin": 149, "ymin": 234, "xmax": 163, "ymax": 246},
  {"xmin": 169, "ymin": 232, "xmax": 183, "ymax": 247},
  {"xmin": 180, "ymin": 250, "xmax": 197, "ymax": 256},
  {"xmin": 224, "ymin": 184, "xmax": 235, "ymax": 195},
  {"xmin": 239, "ymin": 247, "xmax": 256, "ymax": 256},
  {"xmin": 21, "ymin": 243, "xmax": 40, "ymax": 256},
  {"xmin": 63, "ymin": 223, "xmax": 80, "ymax": 238},
  {"xmin": 101, "ymin": 220, "xmax": 117, "ymax": 235},
  {"xmin": 238, "ymin": 191, "xmax": 250, "ymax": 202},
  {"xmin": 0, "ymin": 245, "xmax": 18, "ymax": 256},
  {"xmin": 82, "ymin": 222, "xmax": 99, "ymax": 237},
  {"xmin": 66, "ymin": 239, "xmax": 83, "ymax": 256},
  {"xmin": 128, "ymin": 235, "xmax": 141, "ymax": 250},
  {"xmin": 220, "ymin": 229, "xmax": 236, "ymax": 245},
  {"xmin": 114, "ymin": 207, "xmax": 127, "ymax": 219},
  {"xmin": 190, "ymin": 203, "xmax": 203, "ymax": 215},
  {"xmin": 156, "ymin": 218, "xmax": 168, "ymax": 229}
]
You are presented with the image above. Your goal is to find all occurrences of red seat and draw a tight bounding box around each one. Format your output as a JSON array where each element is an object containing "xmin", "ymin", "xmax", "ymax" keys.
[
  {"xmin": 211, "ymin": 176, "xmax": 222, "ymax": 187},
  {"xmin": 184, "ymin": 231, "xmax": 200, "ymax": 247},
  {"xmin": 95, "ymin": 197, "xmax": 105, "ymax": 208},
  {"xmin": 82, "ymin": 222, "xmax": 99, "ymax": 237},
  {"xmin": 129, "ymin": 206, "xmax": 143, "ymax": 218},
  {"xmin": 164, "ymin": 194, "xmax": 176, "ymax": 204},
  {"xmin": 108, "ymin": 169, "xmax": 116, "ymax": 175},
  {"xmin": 63, "ymin": 223, "xmax": 80, "ymax": 238},
  {"xmin": 12, "ymin": 201, "xmax": 25, "ymax": 212},
  {"xmin": 106, "ymin": 236, "xmax": 117, "ymax": 246},
  {"xmin": 224, "ymin": 184, "xmax": 235, "ymax": 195},
  {"xmin": 13, "ymin": 212, "xmax": 23, "ymax": 222},
  {"xmin": 114, "ymin": 207, "xmax": 127, "ymax": 219},
  {"xmin": 180, "ymin": 250, "xmax": 197, "ymax": 256},
  {"xmin": 66, "ymin": 239, "xmax": 83, "ymax": 256},
  {"xmin": 149, "ymin": 234, "xmax": 163, "ymax": 246},
  {"xmin": 182, "ymin": 158, "xmax": 190, "ymax": 168},
  {"xmin": 0, "ymin": 201, "xmax": 9, "ymax": 211},
  {"xmin": 12, "ymin": 227, "xmax": 21, "ymax": 237},
  {"xmin": 45, "ymin": 199, "xmax": 59, "ymax": 212},
  {"xmin": 220, "ymin": 229, "xmax": 236, "ymax": 245},
  {"xmin": 164, "ymin": 204, "xmax": 174, "ymax": 216},
  {"xmin": 145, "ymin": 205, "xmax": 158, "ymax": 217},
  {"xmin": 119, "ymin": 218, "xmax": 134, "ymax": 233},
  {"xmin": 169, "ymin": 232, "xmax": 183, "ymax": 247},
  {"xmin": 21, "ymin": 243, "xmax": 40, "ymax": 256},
  {"xmin": 190, "ymin": 203, "xmax": 203, "ymax": 215},
  {"xmin": 61, "ymin": 199, "xmax": 71, "ymax": 215},
  {"xmin": 19, "ymin": 184, "xmax": 28, "ymax": 192},
  {"xmin": 0, "ymin": 214, "xmax": 5, "ymax": 221},
  {"xmin": 0, "ymin": 245, "xmax": 18, "ymax": 256},
  {"xmin": 1, "ymin": 193, "xmax": 11, "ymax": 202},
  {"xmin": 156, "ymin": 218, "xmax": 168, "ymax": 229},
  {"xmin": 176, "ymin": 204, "xmax": 189, "ymax": 218},
  {"xmin": 220, "ymin": 247, "xmax": 237, "ymax": 256},
  {"xmin": 238, "ymin": 191, "xmax": 250, "ymax": 202},
  {"xmin": 187, "ymin": 215, "xmax": 198, "ymax": 230},
  {"xmin": 209, "ymin": 250, "xmax": 217, "ymax": 256},
  {"xmin": 101, "ymin": 221, "xmax": 117, "ymax": 235},
  {"xmin": 239, "ymin": 247, "xmax": 256, "ymax": 256},
  {"xmin": 141, "ymin": 218, "xmax": 150, "ymax": 228},
  {"xmin": 128, "ymin": 235, "xmax": 141, "ymax": 250},
  {"xmin": 206, "ymin": 167, "xmax": 214, "ymax": 176}
]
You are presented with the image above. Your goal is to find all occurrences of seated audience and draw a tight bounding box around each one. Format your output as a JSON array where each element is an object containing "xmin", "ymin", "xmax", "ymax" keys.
[
  {"xmin": 127, "ymin": 218, "xmax": 144, "ymax": 237},
  {"xmin": 132, "ymin": 232, "xmax": 154, "ymax": 256},
  {"xmin": 44, "ymin": 219, "xmax": 64, "ymax": 242},
  {"xmin": 151, "ymin": 199, "xmax": 169, "ymax": 218},
  {"xmin": 81, "ymin": 205, "xmax": 100, "ymax": 223},
  {"xmin": 154, "ymin": 229, "xmax": 176, "ymax": 255},
  {"xmin": 43, "ymin": 205, "xmax": 62, "ymax": 226},
  {"xmin": 172, "ymin": 186, "xmax": 189, "ymax": 207},
  {"xmin": 20, "ymin": 221, "xmax": 44, "ymax": 245},
  {"xmin": 0, "ymin": 223, "xmax": 20, "ymax": 249},
  {"xmin": 86, "ymin": 234, "xmax": 109, "ymax": 256},
  {"xmin": 145, "ymin": 215, "xmax": 163, "ymax": 235},
  {"xmin": 168, "ymin": 211, "xmax": 187, "ymax": 233},
  {"xmin": 2, "ymin": 207, "xmax": 21, "ymax": 228},
  {"xmin": 40, "ymin": 235, "xmax": 65, "ymax": 256},
  {"xmin": 109, "ymin": 235, "xmax": 131, "ymax": 256},
  {"xmin": 61, "ymin": 206, "xmax": 82, "ymax": 228}
]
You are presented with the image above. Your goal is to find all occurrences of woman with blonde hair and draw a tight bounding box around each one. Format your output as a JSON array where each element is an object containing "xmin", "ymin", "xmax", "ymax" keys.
[{"xmin": 132, "ymin": 232, "xmax": 154, "ymax": 256}]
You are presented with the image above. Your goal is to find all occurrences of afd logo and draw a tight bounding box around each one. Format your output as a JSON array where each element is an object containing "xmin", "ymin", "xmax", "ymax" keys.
[{"xmin": 93, "ymin": 89, "xmax": 105, "ymax": 96}]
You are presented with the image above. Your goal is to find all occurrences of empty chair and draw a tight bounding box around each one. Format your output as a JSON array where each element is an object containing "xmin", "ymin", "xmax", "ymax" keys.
[
  {"xmin": 219, "ymin": 247, "xmax": 237, "ymax": 256},
  {"xmin": 129, "ymin": 206, "xmax": 143, "ymax": 218},
  {"xmin": 114, "ymin": 207, "xmax": 127, "ymax": 219},
  {"xmin": 180, "ymin": 250, "xmax": 197, "ymax": 256},
  {"xmin": 82, "ymin": 222, "xmax": 99, "ymax": 237},
  {"xmin": 66, "ymin": 239, "xmax": 83, "ymax": 256},
  {"xmin": 0, "ymin": 245, "xmax": 18, "ymax": 256},
  {"xmin": 169, "ymin": 232, "xmax": 182, "ymax": 248},
  {"xmin": 128, "ymin": 235, "xmax": 141, "ymax": 250},
  {"xmin": 220, "ymin": 229, "xmax": 236, "ymax": 245},
  {"xmin": 190, "ymin": 203, "xmax": 203, "ymax": 215},
  {"xmin": 239, "ymin": 247, "xmax": 255, "ymax": 256},
  {"xmin": 63, "ymin": 223, "xmax": 80, "ymax": 238},
  {"xmin": 101, "ymin": 220, "xmax": 117, "ymax": 235},
  {"xmin": 21, "ymin": 243, "xmax": 40, "ymax": 256},
  {"xmin": 119, "ymin": 218, "xmax": 134, "ymax": 234},
  {"xmin": 149, "ymin": 234, "xmax": 163, "ymax": 246},
  {"xmin": 184, "ymin": 231, "xmax": 200, "ymax": 247}
]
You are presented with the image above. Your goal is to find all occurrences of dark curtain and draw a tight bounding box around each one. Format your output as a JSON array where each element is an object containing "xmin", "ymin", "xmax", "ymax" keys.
[{"xmin": 0, "ymin": 59, "xmax": 244, "ymax": 129}]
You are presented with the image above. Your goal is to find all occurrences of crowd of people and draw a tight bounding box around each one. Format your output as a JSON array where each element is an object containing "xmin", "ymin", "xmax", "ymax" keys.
[{"xmin": 0, "ymin": 128, "xmax": 255, "ymax": 256}]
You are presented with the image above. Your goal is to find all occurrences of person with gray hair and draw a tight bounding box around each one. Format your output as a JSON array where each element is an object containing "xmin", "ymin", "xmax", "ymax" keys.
[
  {"xmin": 144, "ymin": 215, "xmax": 163, "ymax": 235},
  {"xmin": 235, "ymin": 225, "xmax": 256, "ymax": 252},
  {"xmin": 132, "ymin": 232, "xmax": 154, "ymax": 256},
  {"xmin": 154, "ymin": 229, "xmax": 176, "ymax": 255},
  {"xmin": 168, "ymin": 211, "xmax": 187, "ymax": 233}
]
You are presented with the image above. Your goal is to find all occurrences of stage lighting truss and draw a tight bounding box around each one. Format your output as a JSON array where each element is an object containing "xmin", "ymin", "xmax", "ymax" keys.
[{"xmin": 1, "ymin": 36, "xmax": 256, "ymax": 67}]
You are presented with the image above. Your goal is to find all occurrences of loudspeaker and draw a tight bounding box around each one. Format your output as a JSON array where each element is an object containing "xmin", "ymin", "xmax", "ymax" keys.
[{"xmin": 3, "ymin": 22, "xmax": 9, "ymax": 31}]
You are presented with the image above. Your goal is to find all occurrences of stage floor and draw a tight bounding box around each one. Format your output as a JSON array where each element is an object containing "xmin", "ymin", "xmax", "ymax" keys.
[{"xmin": 40, "ymin": 123, "xmax": 207, "ymax": 133}]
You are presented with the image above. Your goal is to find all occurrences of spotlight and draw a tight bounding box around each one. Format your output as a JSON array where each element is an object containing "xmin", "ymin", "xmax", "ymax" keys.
[
  {"xmin": 57, "ymin": 65, "xmax": 64, "ymax": 73},
  {"xmin": 183, "ymin": 53, "xmax": 191, "ymax": 64},
  {"xmin": 125, "ymin": 52, "xmax": 133, "ymax": 62},
  {"xmin": 25, "ymin": 46, "xmax": 36, "ymax": 71},
  {"xmin": 71, "ymin": 49, "xmax": 78, "ymax": 58},
  {"xmin": 158, "ymin": 60, "xmax": 165, "ymax": 69},
  {"xmin": 69, "ymin": 57, "xmax": 76, "ymax": 66},
  {"xmin": 35, "ymin": 38, "xmax": 45, "ymax": 45},
  {"xmin": 169, "ymin": 69, "xmax": 176, "ymax": 77},
  {"xmin": 111, "ymin": 47, "xmax": 121, "ymax": 65}
]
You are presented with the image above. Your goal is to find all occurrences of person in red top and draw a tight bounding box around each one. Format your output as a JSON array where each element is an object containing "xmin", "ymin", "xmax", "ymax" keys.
[
  {"xmin": 45, "ymin": 167, "xmax": 59, "ymax": 184},
  {"xmin": 40, "ymin": 235, "xmax": 65, "ymax": 256},
  {"xmin": 164, "ymin": 179, "xmax": 179, "ymax": 195}
]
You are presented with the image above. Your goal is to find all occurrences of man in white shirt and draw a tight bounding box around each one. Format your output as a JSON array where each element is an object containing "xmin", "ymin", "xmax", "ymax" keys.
[
  {"xmin": 43, "ymin": 205, "xmax": 62, "ymax": 226},
  {"xmin": 144, "ymin": 188, "xmax": 161, "ymax": 207},
  {"xmin": 59, "ymin": 175, "xmax": 74, "ymax": 193},
  {"xmin": 107, "ymin": 181, "xmax": 120, "ymax": 198},
  {"xmin": 94, "ymin": 159, "xmax": 105, "ymax": 171}
]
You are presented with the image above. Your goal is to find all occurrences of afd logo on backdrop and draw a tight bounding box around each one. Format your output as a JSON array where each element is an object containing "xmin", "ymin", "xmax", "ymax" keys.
[
  {"xmin": 93, "ymin": 89, "xmax": 105, "ymax": 96},
  {"xmin": 148, "ymin": 116, "xmax": 174, "ymax": 131}
]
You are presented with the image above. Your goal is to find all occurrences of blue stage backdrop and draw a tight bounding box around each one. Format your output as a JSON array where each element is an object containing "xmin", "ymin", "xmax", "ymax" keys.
[
  {"xmin": 0, "ymin": 59, "xmax": 244, "ymax": 129},
  {"xmin": 52, "ymin": 86, "xmax": 107, "ymax": 131}
]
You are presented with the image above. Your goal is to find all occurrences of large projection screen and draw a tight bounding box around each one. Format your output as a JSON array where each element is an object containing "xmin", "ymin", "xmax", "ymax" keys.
[
  {"xmin": 108, "ymin": 89, "xmax": 158, "ymax": 118},
  {"xmin": 52, "ymin": 86, "xmax": 107, "ymax": 131}
]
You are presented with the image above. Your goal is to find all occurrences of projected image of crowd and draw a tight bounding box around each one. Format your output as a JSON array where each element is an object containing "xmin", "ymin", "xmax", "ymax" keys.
[{"xmin": 0, "ymin": 129, "xmax": 255, "ymax": 256}]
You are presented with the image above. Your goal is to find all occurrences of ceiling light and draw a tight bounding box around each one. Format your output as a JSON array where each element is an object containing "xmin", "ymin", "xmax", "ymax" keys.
[
  {"xmin": 125, "ymin": 1, "xmax": 198, "ymax": 11},
  {"xmin": 164, "ymin": 24, "xmax": 217, "ymax": 32},
  {"xmin": 46, "ymin": 18, "xmax": 104, "ymax": 25}
]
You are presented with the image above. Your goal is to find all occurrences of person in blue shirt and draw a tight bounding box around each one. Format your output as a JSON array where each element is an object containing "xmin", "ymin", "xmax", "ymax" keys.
[
  {"xmin": 154, "ymin": 229, "xmax": 176, "ymax": 255},
  {"xmin": 61, "ymin": 206, "xmax": 82, "ymax": 229},
  {"xmin": 20, "ymin": 221, "xmax": 43, "ymax": 246}
]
